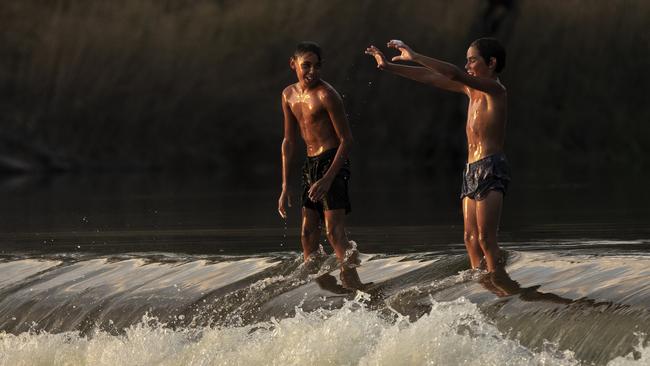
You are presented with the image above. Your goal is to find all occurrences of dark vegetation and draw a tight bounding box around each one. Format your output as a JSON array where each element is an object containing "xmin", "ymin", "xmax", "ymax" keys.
[{"xmin": 1, "ymin": 0, "xmax": 648, "ymax": 179}]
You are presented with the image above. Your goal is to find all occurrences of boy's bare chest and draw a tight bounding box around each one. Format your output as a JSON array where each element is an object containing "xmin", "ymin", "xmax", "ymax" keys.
[
  {"xmin": 468, "ymin": 94, "xmax": 488, "ymax": 114},
  {"xmin": 467, "ymin": 93, "xmax": 495, "ymax": 119},
  {"xmin": 289, "ymin": 97, "xmax": 327, "ymax": 122}
]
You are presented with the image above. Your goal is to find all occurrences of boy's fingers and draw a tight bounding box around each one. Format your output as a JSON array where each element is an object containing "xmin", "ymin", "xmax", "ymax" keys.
[
  {"xmin": 387, "ymin": 40, "xmax": 401, "ymax": 48},
  {"xmin": 308, "ymin": 187, "xmax": 322, "ymax": 201}
]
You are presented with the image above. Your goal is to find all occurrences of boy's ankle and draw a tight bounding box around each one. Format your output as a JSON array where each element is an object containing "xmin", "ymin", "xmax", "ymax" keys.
[{"xmin": 341, "ymin": 240, "xmax": 360, "ymax": 268}]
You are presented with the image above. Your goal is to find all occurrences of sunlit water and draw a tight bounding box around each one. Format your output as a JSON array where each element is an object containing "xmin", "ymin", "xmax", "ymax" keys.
[{"xmin": 1, "ymin": 172, "xmax": 649, "ymax": 365}]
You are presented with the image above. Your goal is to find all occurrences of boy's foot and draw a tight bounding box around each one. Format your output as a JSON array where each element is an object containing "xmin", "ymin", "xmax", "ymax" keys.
[
  {"xmin": 340, "ymin": 266, "xmax": 364, "ymax": 290},
  {"xmin": 342, "ymin": 240, "xmax": 361, "ymax": 268},
  {"xmin": 303, "ymin": 245, "xmax": 327, "ymax": 273},
  {"xmin": 478, "ymin": 251, "xmax": 507, "ymax": 271},
  {"xmin": 314, "ymin": 273, "xmax": 351, "ymax": 294},
  {"xmin": 478, "ymin": 256, "xmax": 487, "ymax": 270}
]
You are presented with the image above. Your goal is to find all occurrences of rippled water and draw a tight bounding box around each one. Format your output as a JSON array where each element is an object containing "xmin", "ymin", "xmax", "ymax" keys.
[{"xmin": 0, "ymin": 172, "xmax": 649, "ymax": 365}]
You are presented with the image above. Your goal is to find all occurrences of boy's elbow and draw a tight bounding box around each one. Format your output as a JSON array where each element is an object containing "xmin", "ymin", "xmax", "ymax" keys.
[
  {"xmin": 448, "ymin": 69, "xmax": 462, "ymax": 81},
  {"xmin": 282, "ymin": 138, "xmax": 295, "ymax": 149}
]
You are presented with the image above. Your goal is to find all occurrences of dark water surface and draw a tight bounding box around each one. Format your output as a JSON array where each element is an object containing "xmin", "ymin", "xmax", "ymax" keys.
[
  {"xmin": 0, "ymin": 171, "xmax": 649, "ymax": 365},
  {"xmin": 1, "ymin": 170, "xmax": 649, "ymax": 254}
]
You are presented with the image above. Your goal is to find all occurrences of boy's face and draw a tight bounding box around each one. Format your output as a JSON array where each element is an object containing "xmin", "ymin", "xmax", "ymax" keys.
[
  {"xmin": 290, "ymin": 52, "xmax": 321, "ymax": 88},
  {"xmin": 465, "ymin": 46, "xmax": 493, "ymax": 77}
]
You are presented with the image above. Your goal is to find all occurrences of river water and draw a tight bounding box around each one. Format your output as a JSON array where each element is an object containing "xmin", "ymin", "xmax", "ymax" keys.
[{"xmin": 0, "ymin": 171, "xmax": 648, "ymax": 365}]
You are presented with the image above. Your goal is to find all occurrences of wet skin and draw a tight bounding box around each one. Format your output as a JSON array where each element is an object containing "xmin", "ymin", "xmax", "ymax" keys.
[
  {"xmin": 284, "ymin": 54, "xmax": 340, "ymax": 158},
  {"xmin": 366, "ymin": 40, "xmax": 507, "ymax": 272},
  {"xmin": 278, "ymin": 51, "xmax": 360, "ymax": 288},
  {"xmin": 464, "ymin": 46, "xmax": 507, "ymax": 163},
  {"xmin": 279, "ymin": 52, "xmax": 354, "ymax": 213}
]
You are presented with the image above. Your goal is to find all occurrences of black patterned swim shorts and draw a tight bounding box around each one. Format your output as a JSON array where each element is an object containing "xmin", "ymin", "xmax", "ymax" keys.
[
  {"xmin": 460, "ymin": 153, "xmax": 511, "ymax": 200},
  {"xmin": 301, "ymin": 148, "xmax": 351, "ymax": 217}
]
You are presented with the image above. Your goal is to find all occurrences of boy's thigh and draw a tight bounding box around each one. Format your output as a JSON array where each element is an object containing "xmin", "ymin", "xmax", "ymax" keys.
[
  {"xmin": 301, "ymin": 207, "xmax": 321, "ymax": 230},
  {"xmin": 323, "ymin": 209, "xmax": 347, "ymax": 231},
  {"xmin": 475, "ymin": 190, "xmax": 503, "ymax": 233},
  {"xmin": 463, "ymin": 197, "xmax": 479, "ymax": 232}
]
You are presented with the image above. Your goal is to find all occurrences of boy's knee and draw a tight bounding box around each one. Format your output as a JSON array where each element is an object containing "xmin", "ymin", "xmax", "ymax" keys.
[
  {"xmin": 301, "ymin": 225, "xmax": 318, "ymax": 239},
  {"xmin": 464, "ymin": 231, "xmax": 478, "ymax": 244},
  {"xmin": 325, "ymin": 224, "xmax": 344, "ymax": 241},
  {"xmin": 477, "ymin": 232, "xmax": 495, "ymax": 248}
]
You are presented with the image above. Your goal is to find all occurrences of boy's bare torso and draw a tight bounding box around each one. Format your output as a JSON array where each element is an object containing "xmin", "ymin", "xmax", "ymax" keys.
[
  {"xmin": 465, "ymin": 86, "xmax": 507, "ymax": 163},
  {"xmin": 284, "ymin": 81, "xmax": 340, "ymax": 157}
]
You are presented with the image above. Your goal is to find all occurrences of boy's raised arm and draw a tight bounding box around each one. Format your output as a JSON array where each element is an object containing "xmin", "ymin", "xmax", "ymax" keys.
[
  {"xmin": 365, "ymin": 45, "xmax": 466, "ymax": 94},
  {"xmin": 387, "ymin": 40, "xmax": 505, "ymax": 96},
  {"xmin": 278, "ymin": 90, "xmax": 298, "ymax": 218}
]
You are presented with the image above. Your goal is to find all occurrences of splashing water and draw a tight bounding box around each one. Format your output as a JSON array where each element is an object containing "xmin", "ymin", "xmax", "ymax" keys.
[{"xmin": 0, "ymin": 297, "xmax": 593, "ymax": 366}]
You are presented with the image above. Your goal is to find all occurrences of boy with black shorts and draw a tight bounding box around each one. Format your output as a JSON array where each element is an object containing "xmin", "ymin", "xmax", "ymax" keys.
[
  {"xmin": 278, "ymin": 42, "xmax": 361, "ymax": 288},
  {"xmin": 366, "ymin": 38, "xmax": 510, "ymax": 272}
]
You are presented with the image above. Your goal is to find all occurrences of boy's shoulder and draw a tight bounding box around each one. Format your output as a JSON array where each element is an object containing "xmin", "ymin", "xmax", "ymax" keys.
[
  {"xmin": 282, "ymin": 83, "xmax": 298, "ymax": 98},
  {"xmin": 282, "ymin": 81, "xmax": 341, "ymax": 102},
  {"xmin": 316, "ymin": 81, "xmax": 343, "ymax": 101}
]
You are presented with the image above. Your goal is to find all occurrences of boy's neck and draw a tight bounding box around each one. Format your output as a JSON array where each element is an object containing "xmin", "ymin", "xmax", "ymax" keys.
[{"xmin": 298, "ymin": 80, "xmax": 321, "ymax": 92}]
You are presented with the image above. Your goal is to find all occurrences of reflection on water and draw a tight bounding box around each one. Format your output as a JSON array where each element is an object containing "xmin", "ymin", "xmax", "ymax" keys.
[{"xmin": 0, "ymin": 171, "xmax": 649, "ymax": 255}]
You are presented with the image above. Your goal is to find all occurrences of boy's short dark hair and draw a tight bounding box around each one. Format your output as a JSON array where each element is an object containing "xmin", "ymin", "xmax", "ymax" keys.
[
  {"xmin": 470, "ymin": 38, "xmax": 506, "ymax": 73},
  {"xmin": 294, "ymin": 41, "xmax": 322, "ymax": 62}
]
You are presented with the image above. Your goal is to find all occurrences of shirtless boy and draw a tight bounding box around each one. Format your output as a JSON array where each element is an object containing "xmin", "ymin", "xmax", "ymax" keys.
[
  {"xmin": 278, "ymin": 42, "xmax": 361, "ymax": 287},
  {"xmin": 365, "ymin": 38, "xmax": 510, "ymax": 272}
]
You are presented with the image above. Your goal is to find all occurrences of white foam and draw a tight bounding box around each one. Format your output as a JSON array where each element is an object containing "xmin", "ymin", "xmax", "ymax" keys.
[
  {"xmin": 608, "ymin": 334, "xmax": 649, "ymax": 366},
  {"xmin": 0, "ymin": 298, "xmax": 644, "ymax": 366}
]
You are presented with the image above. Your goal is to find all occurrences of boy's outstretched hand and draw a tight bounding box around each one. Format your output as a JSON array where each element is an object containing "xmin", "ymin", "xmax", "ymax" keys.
[
  {"xmin": 365, "ymin": 45, "xmax": 387, "ymax": 69},
  {"xmin": 387, "ymin": 39, "xmax": 415, "ymax": 62}
]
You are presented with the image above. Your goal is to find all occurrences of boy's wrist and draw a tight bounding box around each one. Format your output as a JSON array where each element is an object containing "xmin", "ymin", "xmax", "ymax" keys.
[{"xmin": 322, "ymin": 173, "xmax": 336, "ymax": 183}]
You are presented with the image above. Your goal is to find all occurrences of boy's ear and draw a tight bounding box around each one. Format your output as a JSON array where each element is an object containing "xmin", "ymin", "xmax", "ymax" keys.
[
  {"xmin": 289, "ymin": 57, "xmax": 296, "ymax": 70},
  {"xmin": 488, "ymin": 57, "xmax": 497, "ymax": 71}
]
